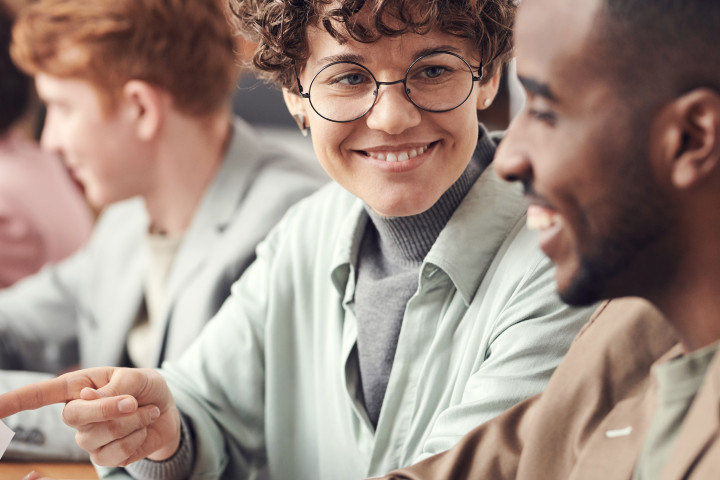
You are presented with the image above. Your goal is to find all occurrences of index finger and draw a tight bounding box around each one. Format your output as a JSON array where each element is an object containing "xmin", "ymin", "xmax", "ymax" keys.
[{"xmin": 0, "ymin": 367, "xmax": 116, "ymax": 418}]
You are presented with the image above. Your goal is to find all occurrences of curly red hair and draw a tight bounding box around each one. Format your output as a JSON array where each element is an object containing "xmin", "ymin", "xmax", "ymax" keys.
[{"xmin": 11, "ymin": 0, "xmax": 238, "ymax": 116}]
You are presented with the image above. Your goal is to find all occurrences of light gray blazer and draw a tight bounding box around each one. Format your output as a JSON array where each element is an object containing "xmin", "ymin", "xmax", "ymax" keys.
[{"xmin": 0, "ymin": 117, "xmax": 327, "ymax": 460}]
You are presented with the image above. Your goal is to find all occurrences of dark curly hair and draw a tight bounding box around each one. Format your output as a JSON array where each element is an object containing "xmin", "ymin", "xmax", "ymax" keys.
[{"xmin": 230, "ymin": 0, "xmax": 516, "ymax": 92}]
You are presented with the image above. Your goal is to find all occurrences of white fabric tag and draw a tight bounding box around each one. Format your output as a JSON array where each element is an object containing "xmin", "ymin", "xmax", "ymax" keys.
[{"xmin": 0, "ymin": 420, "xmax": 15, "ymax": 460}]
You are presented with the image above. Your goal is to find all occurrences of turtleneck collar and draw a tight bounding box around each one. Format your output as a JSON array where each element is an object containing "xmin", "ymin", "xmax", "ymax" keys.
[{"xmin": 363, "ymin": 125, "xmax": 496, "ymax": 265}]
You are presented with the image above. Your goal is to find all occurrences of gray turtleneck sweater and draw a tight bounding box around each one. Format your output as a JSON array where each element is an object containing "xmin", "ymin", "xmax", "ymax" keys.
[{"xmin": 354, "ymin": 128, "xmax": 495, "ymax": 427}]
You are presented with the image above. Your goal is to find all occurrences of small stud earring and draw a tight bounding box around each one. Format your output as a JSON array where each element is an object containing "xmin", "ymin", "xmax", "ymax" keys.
[
  {"xmin": 293, "ymin": 113, "xmax": 308, "ymax": 137},
  {"xmin": 483, "ymin": 98, "xmax": 492, "ymax": 107}
]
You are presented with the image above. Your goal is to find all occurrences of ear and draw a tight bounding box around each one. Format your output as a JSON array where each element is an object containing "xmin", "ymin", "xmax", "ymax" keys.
[
  {"xmin": 658, "ymin": 88, "xmax": 720, "ymax": 189},
  {"xmin": 476, "ymin": 72, "xmax": 502, "ymax": 110},
  {"xmin": 121, "ymin": 80, "xmax": 163, "ymax": 141},
  {"xmin": 282, "ymin": 88, "xmax": 309, "ymax": 131}
]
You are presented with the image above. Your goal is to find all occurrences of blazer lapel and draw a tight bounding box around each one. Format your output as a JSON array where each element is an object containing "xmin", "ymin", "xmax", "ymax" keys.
[
  {"xmin": 150, "ymin": 118, "xmax": 264, "ymax": 366},
  {"xmin": 569, "ymin": 384, "xmax": 656, "ymax": 480},
  {"xmin": 569, "ymin": 345, "xmax": 686, "ymax": 480},
  {"xmin": 95, "ymin": 251, "xmax": 146, "ymax": 367},
  {"xmin": 85, "ymin": 199, "xmax": 149, "ymax": 367},
  {"xmin": 659, "ymin": 351, "xmax": 720, "ymax": 480}
]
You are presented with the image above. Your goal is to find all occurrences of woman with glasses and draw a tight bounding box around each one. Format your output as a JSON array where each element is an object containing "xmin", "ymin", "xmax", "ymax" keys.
[{"xmin": 0, "ymin": 1, "xmax": 596, "ymax": 479}]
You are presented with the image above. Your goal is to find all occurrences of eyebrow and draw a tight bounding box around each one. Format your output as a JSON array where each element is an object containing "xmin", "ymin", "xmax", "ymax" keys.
[
  {"xmin": 315, "ymin": 52, "xmax": 365, "ymax": 65},
  {"xmin": 518, "ymin": 75, "xmax": 559, "ymax": 102},
  {"xmin": 314, "ymin": 45, "xmax": 464, "ymax": 68}
]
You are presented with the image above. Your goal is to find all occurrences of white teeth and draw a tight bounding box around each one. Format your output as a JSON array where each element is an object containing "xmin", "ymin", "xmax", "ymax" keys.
[
  {"xmin": 527, "ymin": 212, "xmax": 563, "ymax": 231},
  {"xmin": 527, "ymin": 214, "xmax": 553, "ymax": 231},
  {"xmin": 526, "ymin": 204, "xmax": 562, "ymax": 231},
  {"xmin": 367, "ymin": 144, "xmax": 430, "ymax": 162}
]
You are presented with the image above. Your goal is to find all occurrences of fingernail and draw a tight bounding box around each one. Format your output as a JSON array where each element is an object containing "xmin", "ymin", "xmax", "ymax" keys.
[
  {"xmin": 118, "ymin": 398, "xmax": 136, "ymax": 413},
  {"xmin": 150, "ymin": 406, "xmax": 161, "ymax": 421},
  {"xmin": 81, "ymin": 387, "xmax": 104, "ymax": 399},
  {"xmin": 22, "ymin": 471, "xmax": 39, "ymax": 480}
]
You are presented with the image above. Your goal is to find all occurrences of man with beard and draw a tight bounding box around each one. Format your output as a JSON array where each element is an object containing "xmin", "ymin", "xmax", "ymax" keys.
[{"xmin": 377, "ymin": 0, "xmax": 720, "ymax": 478}]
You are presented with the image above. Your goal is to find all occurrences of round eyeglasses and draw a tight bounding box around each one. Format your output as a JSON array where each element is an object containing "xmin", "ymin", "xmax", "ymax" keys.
[{"xmin": 295, "ymin": 50, "xmax": 483, "ymax": 123}]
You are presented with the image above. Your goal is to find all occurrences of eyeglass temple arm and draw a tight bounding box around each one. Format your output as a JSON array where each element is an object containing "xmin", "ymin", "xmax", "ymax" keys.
[
  {"xmin": 473, "ymin": 61, "xmax": 484, "ymax": 82},
  {"xmin": 292, "ymin": 60, "xmax": 311, "ymax": 99}
]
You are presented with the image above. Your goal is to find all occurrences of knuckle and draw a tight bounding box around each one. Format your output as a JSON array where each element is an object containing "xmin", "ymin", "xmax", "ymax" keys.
[
  {"xmin": 75, "ymin": 427, "xmax": 99, "ymax": 452},
  {"xmin": 118, "ymin": 438, "xmax": 135, "ymax": 460},
  {"xmin": 140, "ymin": 407, "xmax": 158, "ymax": 426},
  {"xmin": 103, "ymin": 399, "xmax": 120, "ymax": 418},
  {"xmin": 74, "ymin": 431, "xmax": 89, "ymax": 450},
  {"xmin": 119, "ymin": 428, "xmax": 147, "ymax": 459},
  {"xmin": 90, "ymin": 448, "xmax": 111, "ymax": 467},
  {"xmin": 106, "ymin": 419, "xmax": 123, "ymax": 439},
  {"xmin": 91, "ymin": 451, "xmax": 111, "ymax": 467},
  {"xmin": 93, "ymin": 443, "xmax": 128, "ymax": 468}
]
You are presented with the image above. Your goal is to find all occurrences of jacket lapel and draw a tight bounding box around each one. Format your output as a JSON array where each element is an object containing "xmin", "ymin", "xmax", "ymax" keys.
[
  {"xmin": 84, "ymin": 199, "xmax": 149, "ymax": 367},
  {"xmin": 150, "ymin": 118, "xmax": 265, "ymax": 366},
  {"xmin": 569, "ymin": 345, "xmax": 686, "ymax": 480},
  {"xmin": 570, "ymin": 384, "xmax": 656, "ymax": 480}
]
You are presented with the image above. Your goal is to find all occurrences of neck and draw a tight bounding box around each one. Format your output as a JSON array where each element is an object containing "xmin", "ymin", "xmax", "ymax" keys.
[
  {"xmin": 144, "ymin": 109, "xmax": 232, "ymax": 236},
  {"xmin": 365, "ymin": 158, "xmax": 482, "ymax": 264},
  {"xmin": 653, "ymin": 252, "xmax": 720, "ymax": 352},
  {"xmin": 645, "ymin": 208, "xmax": 720, "ymax": 351}
]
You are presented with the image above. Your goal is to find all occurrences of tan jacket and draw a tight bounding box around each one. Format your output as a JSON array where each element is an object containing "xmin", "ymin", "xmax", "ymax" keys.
[{"xmin": 380, "ymin": 297, "xmax": 719, "ymax": 480}]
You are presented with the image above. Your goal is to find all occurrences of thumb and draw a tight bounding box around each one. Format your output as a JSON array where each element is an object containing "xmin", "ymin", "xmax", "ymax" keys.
[{"xmin": 91, "ymin": 368, "xmax": 172, "ymax": 409}]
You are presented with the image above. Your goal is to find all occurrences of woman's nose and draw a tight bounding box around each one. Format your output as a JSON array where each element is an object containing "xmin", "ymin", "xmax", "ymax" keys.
[{"xmin": 364, "ymin": 82, "xmax": 422, "ymax": 135}]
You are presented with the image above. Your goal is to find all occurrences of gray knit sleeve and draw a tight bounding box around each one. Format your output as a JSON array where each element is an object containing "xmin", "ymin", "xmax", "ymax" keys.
[{"xmin": 123, "ymin": 412, "xmax": 195, "ymax": 480}]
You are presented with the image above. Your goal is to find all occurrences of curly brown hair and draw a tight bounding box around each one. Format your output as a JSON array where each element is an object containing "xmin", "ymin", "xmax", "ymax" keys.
[{"xmin": 230, "ymin": 0, "xmax": 516, "ymax": 92}]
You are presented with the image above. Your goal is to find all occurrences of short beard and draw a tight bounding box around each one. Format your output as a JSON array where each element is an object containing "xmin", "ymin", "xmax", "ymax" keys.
[
  {"xmin": 559, "ymin": 257, "xmax": 608, "ymax": 306},
  {"xmin": 559, "ymin": 146, "xmax": 675, "ymax": 307}
]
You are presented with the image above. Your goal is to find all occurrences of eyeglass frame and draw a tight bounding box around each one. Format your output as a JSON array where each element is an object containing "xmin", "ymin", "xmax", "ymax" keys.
[{"xmin": 293, "ymin": 50, "xmax": 484, "ymax": 123}]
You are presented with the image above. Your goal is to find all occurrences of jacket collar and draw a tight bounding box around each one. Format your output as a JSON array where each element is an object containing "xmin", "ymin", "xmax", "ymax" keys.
[
  {"xmin": 659, "ymin": 343, "xmax": 720, "ymax": 480},
  {"xmin": 329, "ymin": 165, "xmax": 526, "ymax": 306}
]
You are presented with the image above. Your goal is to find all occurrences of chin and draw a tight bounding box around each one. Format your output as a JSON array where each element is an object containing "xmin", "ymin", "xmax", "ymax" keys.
[
  {"xmin": 557, "ymin": 261, "xmax": 611, "ymax": 307},
  {"xmin": 558, "ymin": 284, "xmax": 604, "ymax": 307},
  {"xmin": 85, "ymin": 190, "xmax": 113, "ymax": 211},
  {"xmin": 368, "ymin": 199, "xmax": 434, "ymax": 218}
]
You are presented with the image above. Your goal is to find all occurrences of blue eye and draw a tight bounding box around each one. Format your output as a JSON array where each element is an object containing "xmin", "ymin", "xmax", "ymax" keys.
[
  {"xmin": 422, "ymin": 66, "xmax": 447, "ymax": 78},
  {"xmin": 335, "ymin": 73, "xmax": 369, "ymax": 86}
]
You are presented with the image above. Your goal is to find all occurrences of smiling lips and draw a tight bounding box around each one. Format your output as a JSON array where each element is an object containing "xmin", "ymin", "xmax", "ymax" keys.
[{"xmin": 363, "ymin": 142, "xmax": 432, "ymax": 162}]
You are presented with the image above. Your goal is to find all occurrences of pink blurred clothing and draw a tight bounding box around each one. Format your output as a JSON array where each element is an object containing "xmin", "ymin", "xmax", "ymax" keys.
[{"xmin": 0, "ymin": 132, "xmax": 93, "ymax": 288}]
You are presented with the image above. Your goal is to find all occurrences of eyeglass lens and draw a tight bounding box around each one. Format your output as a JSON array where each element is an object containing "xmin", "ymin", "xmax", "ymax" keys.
[{"xmin": 307, "ymin": 52, "xmax": 476, "ymax": 122}]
